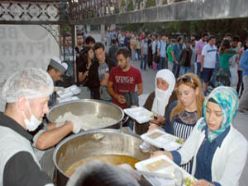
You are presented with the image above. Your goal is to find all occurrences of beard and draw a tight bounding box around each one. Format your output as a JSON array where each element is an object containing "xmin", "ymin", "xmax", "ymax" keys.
[{"xmin": 120, "ymin": 63, "xmax": 130, "ymax": 71}]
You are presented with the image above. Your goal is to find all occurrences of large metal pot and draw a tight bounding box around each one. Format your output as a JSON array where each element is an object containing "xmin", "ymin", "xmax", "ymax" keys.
[
  {"xmin": 53, "ymin": 129, "xmax": 149, "ymax": 186},
  {"xmin": 47, "ymin": 99, "xmax": 125, "ymax": 130}
]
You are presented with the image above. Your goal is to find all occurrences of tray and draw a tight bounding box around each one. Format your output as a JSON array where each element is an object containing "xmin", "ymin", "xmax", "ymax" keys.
[
  {"xmin": 135, "ymin": 155, "xmax": 196, "ymax": 186},
  {"xmin": 124, "ymin": 107, "xmax": 154, "ymax": 124},
  {"xmin": 141, "ymin": 129, "xmax": 183, "ymax": 151},
  {"xmin": 135, "ymin": 155, "xmax": 175, "ymax": 179}
]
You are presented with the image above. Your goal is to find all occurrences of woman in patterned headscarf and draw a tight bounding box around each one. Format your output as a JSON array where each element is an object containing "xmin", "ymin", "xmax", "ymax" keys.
[{"xmin": 152, "ymin": 86, "xmax": 248, "ymax": 186}]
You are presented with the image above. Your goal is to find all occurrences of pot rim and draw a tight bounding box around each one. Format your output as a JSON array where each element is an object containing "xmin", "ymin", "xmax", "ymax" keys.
[
  {"xmin": 53, "ymin": 128, "xmax": 141, "ymax": 178},
  {"xmin": 47, "ymin": 99, "xmax": 124, "ymax": 123}
]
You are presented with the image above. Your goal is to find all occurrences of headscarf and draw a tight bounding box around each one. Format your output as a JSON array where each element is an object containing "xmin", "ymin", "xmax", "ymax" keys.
[
  {"xmin": 151, "ymin": 69, "xmax": 175, "ymax": 116},
  {"xmin": 198, "ymin": 86, "xmax": 239, "ymax": 142}
]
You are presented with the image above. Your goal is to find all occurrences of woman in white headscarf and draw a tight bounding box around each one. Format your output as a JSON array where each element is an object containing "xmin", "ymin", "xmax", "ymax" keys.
[{"xmin": 143, "ymin": 69, "xmax": 176, "ymax": 126}]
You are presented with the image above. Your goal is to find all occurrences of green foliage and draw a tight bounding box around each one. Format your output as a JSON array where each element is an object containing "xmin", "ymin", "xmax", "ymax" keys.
[
  {"xmin": 60, "ymin": 24, "xmax": 71, "ymax": 35},
  {"xmin": 118, "ymin": 18, "xmax": 248, "ymax": 41},
  {"xmin": 146, "ymin": 0, "xmax": 156, "ymax": 8},
  {"xmin": 127, "ymin": 0, "xmax": 134, "ymax": 11},
  {"xmin": 121, "ymin": 0, "xmax": 126, "ymax": 7},
  {"xmin": 89, "ymin": 10, "xmax": 96, "ymax": 17}
]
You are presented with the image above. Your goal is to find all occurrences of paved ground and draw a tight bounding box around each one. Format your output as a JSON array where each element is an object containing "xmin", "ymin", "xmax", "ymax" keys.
[
  {"xmin": 130, "ymin": 59, "xmax": 248, "ymax": 186},
  {"xmin": 233, "ymin": 112, "xmax": 248, "ymax": 186}
]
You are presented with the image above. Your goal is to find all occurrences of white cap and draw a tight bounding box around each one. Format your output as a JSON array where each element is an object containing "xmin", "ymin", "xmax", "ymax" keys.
[
  {"xmin": 49, "ymin": 57, "xmax": 68, "ymax": 74},
  {"xmin": 2, "ymin": 68, "xmax": 54, "ymax": 103}
]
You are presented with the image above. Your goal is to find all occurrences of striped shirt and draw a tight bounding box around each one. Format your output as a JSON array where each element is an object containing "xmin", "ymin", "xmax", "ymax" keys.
[{"xmin": 172, "ymin": 111, "xmax": 198, "ymax": 173}]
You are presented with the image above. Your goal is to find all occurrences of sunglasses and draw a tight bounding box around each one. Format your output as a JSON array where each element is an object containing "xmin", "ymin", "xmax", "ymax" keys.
[{"xmin": 177, "ymin": 75, "xmax": 194, "ymax": 84}]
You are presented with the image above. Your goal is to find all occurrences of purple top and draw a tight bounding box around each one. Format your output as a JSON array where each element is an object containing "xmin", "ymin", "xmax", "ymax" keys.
[{"xmin": 196, "ymin": 39, "xmax": 207, "ymax": 63}]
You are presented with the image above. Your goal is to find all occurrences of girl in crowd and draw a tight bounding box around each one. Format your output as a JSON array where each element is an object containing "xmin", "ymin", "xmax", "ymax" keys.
[
  {"xmin": 78, "ymin": 46, "xmax": 100, "ymax": 99},
  {"xmin": 216, "ymin": 39, "xmax": 236, "ymax": 86},
  {"xmin": 219, "ymin": 39, "xmax": 235, "ymax": 71},
  {"xmin": 152, "ymin": 86, "xmax": 248, "ymax": 186},
  {"xmin": 149, "ymin": 73, "xmax": 204, "ymax": 173},
  {"xmin": 179, "ymin": 39, "xmax": 193, "ymax": 76}
]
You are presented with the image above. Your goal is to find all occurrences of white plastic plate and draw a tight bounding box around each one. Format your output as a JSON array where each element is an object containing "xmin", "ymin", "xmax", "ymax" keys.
[
  {"xmin": 124, "ymin": 107, "xmax": 154, "ymax": 123},
  {"xmin": 136, "ymin": 155, "xmax": 196, "ymax": 186},
  {"xmin": 135, "ymin": 155, "xmax": 175, "ymax": 179},
  {"xmin": 141, "ymin": 129, "xmax": 182, "ymax": 151}
]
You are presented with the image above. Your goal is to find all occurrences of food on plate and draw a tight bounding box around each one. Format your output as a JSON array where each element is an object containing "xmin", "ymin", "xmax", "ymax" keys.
[
  {"xmin": 145, "ymin": 159, "xmax": 171, "ymax": 172},
  {"xmin": 55, "ymin": 112, "xmax": 117, "ymax": 130},
  {"xmin": 175, "ymin": 138, "xmax": 184, "ymax": 144},
  {"xmin": 184, "ymin": 177, "xmax": 194, "ymax": 186}
]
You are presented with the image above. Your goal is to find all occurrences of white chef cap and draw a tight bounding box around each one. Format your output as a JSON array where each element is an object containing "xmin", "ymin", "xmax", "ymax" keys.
[{"xmin": 49, "ymin": 57, "xmax": 68, "ymax": 74}]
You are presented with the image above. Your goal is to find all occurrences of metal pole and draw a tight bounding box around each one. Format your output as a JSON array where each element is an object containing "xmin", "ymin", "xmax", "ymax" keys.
[{"xmin": 71, "ymin": 24, "xmax": 76, "ymax": 83}]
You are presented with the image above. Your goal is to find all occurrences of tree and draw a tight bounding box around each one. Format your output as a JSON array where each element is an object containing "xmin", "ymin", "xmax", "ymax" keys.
[
  {"xmin": 118, "ymin": 18, "xmax": 248, "ymax": 41},
  {"xmin": 146, "ymin": 0, "xmax": 156, "ymax": 8},
  {"xmin": 120, "ymin": 0, "xmax": 126, "ymax": 13},
  {"xmin": 127, "ymin": 0, "xmax": 134, "ymax": 11},
  {"xmin": 121, "ymin": 0, "xmax": 126, "ymax": 7}
]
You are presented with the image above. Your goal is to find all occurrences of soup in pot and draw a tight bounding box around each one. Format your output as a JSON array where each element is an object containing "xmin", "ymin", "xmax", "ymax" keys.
[{"xmin": 65, "ymin": 154, "xmax": 139, "ymax": 177}]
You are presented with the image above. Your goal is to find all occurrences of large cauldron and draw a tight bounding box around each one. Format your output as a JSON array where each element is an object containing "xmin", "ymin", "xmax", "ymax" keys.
[
  {"xmin": 53, "ymin": 129, "xmax": 149, "ymax": 186},
  {"xmin": 47, "ymin": 99, "xmax": 125, "ymax": 130}
]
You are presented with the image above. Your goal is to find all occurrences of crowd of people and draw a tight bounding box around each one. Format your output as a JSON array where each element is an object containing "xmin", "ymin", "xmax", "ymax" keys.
[
  {"xmin": 59, "ymin": 30, "xmax": 248, "ymax": 113},
  {"xmin": 0, "ymin": 29, "xmax": 247, "ymax": 186},
  {"xmin": 104, "ymin": 30, "xmax": 248, "ymax": 112},
  {"xmin": 60, "ymin": 32, "xmax": 144, "ymax": 109}
]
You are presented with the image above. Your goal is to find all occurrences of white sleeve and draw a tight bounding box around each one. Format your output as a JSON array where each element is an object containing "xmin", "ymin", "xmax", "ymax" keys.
[
  {"xmin": 217, "ymin": 135, "xmax": 248, "ymax": 186},
  {"xmin": 157, "ymin": 41, "xmax": 161, "ymax": 50},
  {"xmin": 201, "ymin": 45, "xmax": 207, "ymax": 56}
]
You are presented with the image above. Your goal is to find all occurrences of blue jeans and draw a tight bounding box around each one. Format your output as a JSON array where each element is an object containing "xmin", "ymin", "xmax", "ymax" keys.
[
  {"xmin": 158, "ymin": 57, "xmax": 167, "ymax": 70},
  {"xmin": 196, "ymin": 62, "xmax": 201, "ymax": 77},
  {"xmin": 172, "ymin": 62, "xmax": 180, "ymax": 78},
  {"xmin": 140, "ymin": 54, "xmax": 148, "ymax": 70},
  {"xmin": 180, "ymin": 66, "xmax": 191, "ymax": 76}
]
